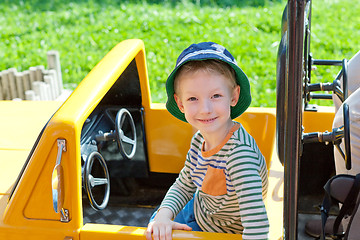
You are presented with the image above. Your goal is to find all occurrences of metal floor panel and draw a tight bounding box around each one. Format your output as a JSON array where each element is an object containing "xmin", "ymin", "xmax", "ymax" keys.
[{"xmin": 83, "ymin": 204, "xmax": 155, "ymax": 227}]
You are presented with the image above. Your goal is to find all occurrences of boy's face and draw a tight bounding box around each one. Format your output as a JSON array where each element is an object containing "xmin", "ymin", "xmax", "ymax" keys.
[{"xmin": 174, "ymin": 70, "xmax": 240, "ymax": 138}]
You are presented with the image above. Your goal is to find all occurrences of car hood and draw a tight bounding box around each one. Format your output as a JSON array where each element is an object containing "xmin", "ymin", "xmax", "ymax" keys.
[
  {"xmin": 0, "ymin": 101, "xmax": 62, "ymax": 195},
  {"xmin": 0, "ymin": 149, "xmax": 32, "ymax": 195}
]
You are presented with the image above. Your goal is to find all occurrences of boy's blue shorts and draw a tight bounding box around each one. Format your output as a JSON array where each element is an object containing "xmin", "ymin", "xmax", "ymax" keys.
[{"xmin": 149, "ymin": 197, "xmax": 202, "ymax": 232}]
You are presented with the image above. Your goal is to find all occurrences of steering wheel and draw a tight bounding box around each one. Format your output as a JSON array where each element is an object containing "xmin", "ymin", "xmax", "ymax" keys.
[
  {"xmin": 334, "ymin": 102, "xmax": 351, "ymax": 170},
  {"xmin": 83, "ymin": 151, "xmax": 110, "ymax": 210},
  {"xmin": 115, "ymin": 108, "xmax": 137, "ymax": 159},
  {"xmin": 344, "ymin": 103, "xmax": 351, "ymax": 169}
]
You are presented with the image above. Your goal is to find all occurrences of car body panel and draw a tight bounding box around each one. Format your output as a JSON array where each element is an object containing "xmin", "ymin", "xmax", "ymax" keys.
[{"xmin": 145, "ymin": 104, "xmax": 276, "ymax": 173}]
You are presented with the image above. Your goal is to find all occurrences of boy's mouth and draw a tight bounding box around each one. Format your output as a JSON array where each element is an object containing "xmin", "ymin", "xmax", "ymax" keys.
[{"xmin": 198, "ymin": 117, "xmax": 218, "ymax": 123}]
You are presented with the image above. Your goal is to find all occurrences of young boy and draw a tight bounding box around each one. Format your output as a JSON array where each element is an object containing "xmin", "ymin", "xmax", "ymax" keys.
[{"xmin": 146, "ymin": 42, "xmax": 269, "ymax": 240}]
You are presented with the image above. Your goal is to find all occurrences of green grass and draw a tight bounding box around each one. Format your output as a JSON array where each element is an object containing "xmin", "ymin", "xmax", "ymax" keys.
[{"xmin": 1, "ymin": 0, "xmax": 359, "ymax": 107}]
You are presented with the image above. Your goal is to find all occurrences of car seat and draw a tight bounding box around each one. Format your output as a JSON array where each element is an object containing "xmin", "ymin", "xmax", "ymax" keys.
[{"xmin": 319, "ymin": 173, "xmax": 360, "ymax": 240}]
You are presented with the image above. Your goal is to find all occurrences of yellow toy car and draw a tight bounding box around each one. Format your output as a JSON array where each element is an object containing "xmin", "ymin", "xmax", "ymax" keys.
[{"xmin": 0, "ymin": 1, "xmax": 351, "ymax": 239}]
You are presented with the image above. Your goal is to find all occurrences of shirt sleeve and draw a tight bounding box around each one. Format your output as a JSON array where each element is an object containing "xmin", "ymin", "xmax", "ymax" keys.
[
  {"xmin": 159, "ymin": 151, "xmax": 198, "ymax": 217},
  {"xmin": 227, "ymin": 143, "xmax": 269, "ymax": 240}
]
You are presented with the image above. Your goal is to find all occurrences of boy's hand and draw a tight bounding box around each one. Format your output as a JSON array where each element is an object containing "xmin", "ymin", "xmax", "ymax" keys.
[{"xmin": 145, "ymin": 208, "xmax": 192, "ymax": 240}]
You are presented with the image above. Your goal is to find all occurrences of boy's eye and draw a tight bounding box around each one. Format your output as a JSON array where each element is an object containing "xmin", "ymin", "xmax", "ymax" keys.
[
  {"xmin": 212, "ymin": 94, "xmax": 222, "ymax": 99},
  {"xmin": 187, "ymin": 97, "xmax": 197, "ymax": 101}
]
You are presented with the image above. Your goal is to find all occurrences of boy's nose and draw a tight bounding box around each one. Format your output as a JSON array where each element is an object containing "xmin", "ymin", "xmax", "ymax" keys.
[{"xmin": 200, "ymin": 99, "xmax": 212, "ymax": 114}]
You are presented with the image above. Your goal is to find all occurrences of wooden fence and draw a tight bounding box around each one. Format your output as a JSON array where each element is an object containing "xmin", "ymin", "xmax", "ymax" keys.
[{"xmin": 0, "ymin": 50, "xmax": 66, "ymax": 101}]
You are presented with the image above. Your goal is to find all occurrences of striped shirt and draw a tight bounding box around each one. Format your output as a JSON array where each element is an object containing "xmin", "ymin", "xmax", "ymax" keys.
[{"xmin": 160, "ymin": 122, "xmax": 269, "ymax": 239}]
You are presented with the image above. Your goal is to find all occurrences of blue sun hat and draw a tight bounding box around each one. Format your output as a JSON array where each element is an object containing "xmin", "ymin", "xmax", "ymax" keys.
[{"xmin": 165, "ymin": 42, "xmax": 251, "ymax": 122}]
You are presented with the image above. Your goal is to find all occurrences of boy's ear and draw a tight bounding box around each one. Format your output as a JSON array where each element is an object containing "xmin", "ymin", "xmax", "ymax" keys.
[
  {"xmin": 231, "ymin": 85, "xmax": 241, "ymax": 107},
  {"xmin": 174, "ymin": 94, "xmax": 185, "ymax": 113}
]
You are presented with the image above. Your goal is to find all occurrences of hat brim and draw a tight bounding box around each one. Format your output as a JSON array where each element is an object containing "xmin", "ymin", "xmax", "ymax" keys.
[{"xmin": 166, "ymin": 58, "xmax": 251, "ymax": 122}]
